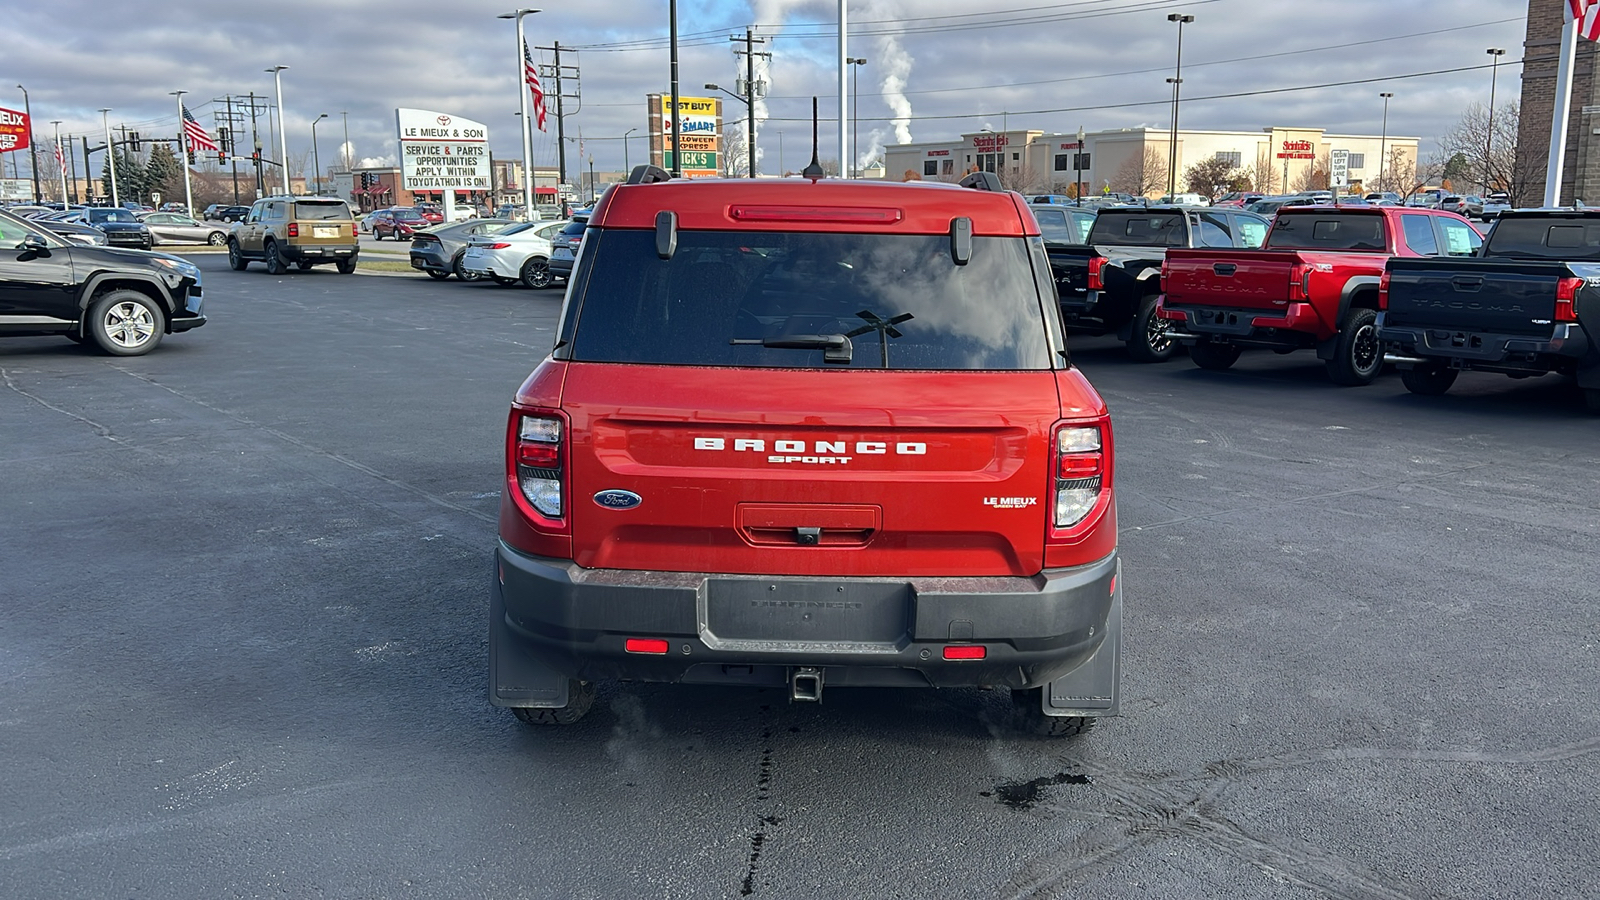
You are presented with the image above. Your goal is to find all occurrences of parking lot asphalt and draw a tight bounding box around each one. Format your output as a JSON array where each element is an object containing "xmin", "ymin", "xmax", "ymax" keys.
[{"xmin": 1, "ymin": 257, "xmax": 1596, "ymax": 899}]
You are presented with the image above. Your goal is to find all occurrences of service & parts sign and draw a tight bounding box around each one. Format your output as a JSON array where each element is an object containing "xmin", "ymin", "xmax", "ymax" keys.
[
  {"xmin": 395, "ymin": 108, "xmax": 490, "ymax": 191},
  {"xmin": 0, "ymin": 107, "xmax": 30, "ymax": 154}
]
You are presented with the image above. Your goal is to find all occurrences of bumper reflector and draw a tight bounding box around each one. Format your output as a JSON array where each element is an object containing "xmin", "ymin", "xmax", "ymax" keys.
[
  {"xmin": 942, "ymin": 645, "xmax": 987, "ymax": 660},
  {"xmin": 625, "ymin": 638, "xmax": 670, "ymax": 655}
]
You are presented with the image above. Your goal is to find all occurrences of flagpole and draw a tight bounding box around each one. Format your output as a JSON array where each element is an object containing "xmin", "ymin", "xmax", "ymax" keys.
[
  {"xmin": 1546, "ymin": 17, "xmax": 1578, "ymax": 207},
  {"xmin": 173, "ymin": 91, "xmax": 195, "ymax": 216},
  {"xmin": 52, "ymin": 122, "xmax": 67, "ymax": 207}
]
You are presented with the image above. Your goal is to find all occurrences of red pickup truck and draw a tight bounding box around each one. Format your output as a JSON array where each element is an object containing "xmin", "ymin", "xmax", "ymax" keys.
[{"xmin": 1156, "ymin": 206, "xmax": 1482, "ymax": 384}]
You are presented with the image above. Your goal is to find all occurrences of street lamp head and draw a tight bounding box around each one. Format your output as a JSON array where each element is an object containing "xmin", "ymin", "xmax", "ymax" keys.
[
  {"xmin": 314, "ymin": 113, "xmax": 328, "ymax": 122},
  {"xmin": 497, "ymin": 8, "xmax": 540, "ymax": 18},
  {"xmin": 266, "ymin": 65, "xmax": 289, "ymax": 73},
  {"xmin": 1487, "ymin": 47, "xmax": 1505, "ymax": 56},
  {"xmin": 1168, "ymin": 13, "xmax": 1194, "ymax": 23},
  {"xmin": 704, "ymin": 83, "xmax": 720, "ymax": 90},
  {"xmin": 848, "ymin": 57, "xmax": 867, "ymax": 66},
  {"xmin": 1166, "ymin": 77, "xmax": 1182, "ymax": 84}
]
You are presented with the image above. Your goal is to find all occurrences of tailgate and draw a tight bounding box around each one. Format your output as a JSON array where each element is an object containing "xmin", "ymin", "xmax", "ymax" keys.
[
  {"xmin": 1045, "ymin": 245, "xmax": 1094, "ymax": 307},
  {"xmin": 1161, "ymin": 249, "xmax": 1297, "ymax": 312},
  {"xmin": 1384, "ymin": 258, "xmax": 1564, "ymax": 334},
  {"xmin": 561, "ymin": 364, "xmax": 1059, "ymax": 578}
]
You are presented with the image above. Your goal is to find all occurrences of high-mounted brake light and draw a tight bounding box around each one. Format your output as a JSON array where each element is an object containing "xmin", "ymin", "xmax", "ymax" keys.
[
  {"xmin": 1087, "ymin": 256, "xmax": 1108, "ymax": 291},
  {"xmin": 515, "ymin": 414, "xmax": 563, "ymax": 518},
  {"xmin": 1052, "ymin": 424, "xmax": 1105, "ymax": 529},
  {"xmin": 1556, "ymin": 276, "xmax": 1582, "ymax": 322},
  {"xmin": 286, "ymin": 223, "xmax": 299, "ymax": 238},
  {"xmin": 728, "ymin": 205, "xmax": 905, "ymax": 224}
]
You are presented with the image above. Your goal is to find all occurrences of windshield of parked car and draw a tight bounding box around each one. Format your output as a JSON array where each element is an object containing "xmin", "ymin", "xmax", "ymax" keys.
[
  {"xmin": 1088, "ymin": 212, "xmax": 1188, "ymax": 247},
  {"xmin": 1483, "ymin": 217, "xmax": 1600, "ymax": 259},
  {"xmin": 88, "ymin": 209, "xmax": 138, "ymax": 224},
  {"xmin": 565, "ymin": 230, "xmax": 1053, "ymax": 370},
  {"xmin": 1266, "ymin": 212, "xmax": 1388, "ymax": 251},
  {"xmin": 293, "ymin": 201, "xmax": 352, "ymax": 220}
]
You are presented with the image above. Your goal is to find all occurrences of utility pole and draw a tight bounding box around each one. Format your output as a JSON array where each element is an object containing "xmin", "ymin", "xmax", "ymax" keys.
[
  {"xmin": 218, "ymin": 95, "xmax": 242, "ymax": 204},
  {"xmin": 669, "ymin": 0, "xmax": 681, "ymax": 177},
  {"xmin": 248, "ymin": 90, "xmax": 265, "ymax": 199},
  {"xmin": 534, "ymin": 41, "xmax": 582, "ymax": 194},
  {"xmin": 731, "ymin": 27, "xmax": 770, "ymax": 178}
]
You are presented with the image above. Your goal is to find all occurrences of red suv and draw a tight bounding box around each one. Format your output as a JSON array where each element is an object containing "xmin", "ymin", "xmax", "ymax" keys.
[
  {"xmin": 370, "ymin": 207, "xmax": 429, "ymax": 241},
  {"xmin": 490, "ymin": 168, "xmax": 1122, "ymax": 735}
]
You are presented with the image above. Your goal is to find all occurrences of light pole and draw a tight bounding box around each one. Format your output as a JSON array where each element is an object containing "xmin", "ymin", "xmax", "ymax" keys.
[
  {"xmin": 1166, "ymin": 13, "xmax": 1194, "ymax": 198},
  {"xmin": 170, "ymin": 90, "xmax": 195, "ymax": 215},
  {"xmin": 310, "ymin": 113, "xmax": 328, "ymax": 195},
  {"xmin": 705, "ymin": 83, "xmax": 754, "ymax": 177},
  {"xmin": 266, "ymin": 66, "xmax": 291, "ymax": 195},
  {"xmin": 1076, "ymin": 124, "xmax": 1085, "ymax": 204},
  {"xmin": 778, "ymin": 130, "xmax": 784, "ymax": 175},
  {"xmin": 51, "ymin": 119, "xmax": 66, "ymax": 205},
  {"xmin": 1378, "ymin": 92, "xmax": 1394, "ymax": 194},
  {"xmin": 623, "ymin": 127, "xmax": 637, "ymax": 174},
  {"xmin": 847, "ymin": 57, "xmax": 867, "ymax": 177},
  {"xmin": 100, "ymin": 107, "xmax": 118, "ymax": 207},
  {"xmin": 498, "ymin": 9, "xmax": 541, "ymax": 214},
  {"xmin": 1485, "ymin": 48, "xmax": 1506, "ymax": 195},
  {"xmin": 340, "ymin": 110, "xmax": 351, "ymax": 172},
  {"xmin": 17, "ymin": 84, "xmax": 39, "ymax": 202}
]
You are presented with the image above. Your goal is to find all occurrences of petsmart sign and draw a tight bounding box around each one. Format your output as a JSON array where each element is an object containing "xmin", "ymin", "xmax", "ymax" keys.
[{"xmin": 395, "ymin": 108, "xmax": 490, "ymax": 191}]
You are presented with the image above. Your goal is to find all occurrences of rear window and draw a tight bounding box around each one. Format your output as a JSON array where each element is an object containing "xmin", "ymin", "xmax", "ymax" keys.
[
  {"xmin": 1087, "ymin": 212, "xmax": 1187, "ymax": 247},
  {"xmin": 564, "ymin": 229, "xmax": 1052, "ymax": 370},
  {"xmin": 293, "ymin": 201, "xmax": 351, "ymax": 220},
  {"xmin": 1484, "ymin": 217, "xmax": 1600, "ymax": 258},
  {"xmin": 557, "ymin": 220, "xmax": 587, "ymax": 238},
  {"xmin": 1267, "ymin": 213, "xmax": 1387, "ymax": 251}
]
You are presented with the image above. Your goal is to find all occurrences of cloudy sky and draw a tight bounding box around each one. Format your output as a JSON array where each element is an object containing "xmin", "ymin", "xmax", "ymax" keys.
[{"xmin": 4, "ymin": 0, "xmax": 1529, "ymax": 181}]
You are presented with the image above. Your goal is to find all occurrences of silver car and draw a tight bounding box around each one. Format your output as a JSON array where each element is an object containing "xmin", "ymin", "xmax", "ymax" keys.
[
  {"xmin": 138, "ymin": 212, "xmax": 229, "ymax": 246},
  {"xmin": 459, "ymin": 220, "xmax": 565, "ymax": 288}
]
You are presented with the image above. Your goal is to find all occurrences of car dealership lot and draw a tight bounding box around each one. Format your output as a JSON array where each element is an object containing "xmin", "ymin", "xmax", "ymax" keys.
[{"xmin": 2, "ymin": 257, "xmax": 1596, "ymax": 899}]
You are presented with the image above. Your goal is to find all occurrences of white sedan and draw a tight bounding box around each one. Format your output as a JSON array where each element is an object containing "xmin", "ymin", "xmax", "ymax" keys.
[{"xmin": 458, "ymin": 220, "xmax": 567, "ymax": 288}]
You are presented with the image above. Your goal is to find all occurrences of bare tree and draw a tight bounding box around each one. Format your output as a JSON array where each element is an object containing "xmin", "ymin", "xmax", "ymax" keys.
[
  {"xmin": 1184, "ymin": 156, "xmax": 1239, "ymax": 198},
  {"xmin": 1111, "ymin": 147, "xmax": 1168, "ymax": 198},
  {"xmin": 1436, "ymin": 101, "xmax": 1538, "ymax": 205},
  {"xmin": 719, "ymin": 128, "xmax": 748, "ymax": 178},
  {"xmin": 1240, "ymin": 149, "xmax": 1279, "ymax": 194},
  {"xmin": 1291, "ymin": 153, "xmax": 1331, "ymax": 192}
]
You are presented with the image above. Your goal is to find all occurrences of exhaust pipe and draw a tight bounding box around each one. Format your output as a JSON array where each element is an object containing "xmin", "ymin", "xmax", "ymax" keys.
[
  {"xmin": 790, "ymin": 666, "xmax": 824, "ymax": 702},
  {"xmin": 1384, "ymin": 353, "xmax": 1431, "ymax": 365}
]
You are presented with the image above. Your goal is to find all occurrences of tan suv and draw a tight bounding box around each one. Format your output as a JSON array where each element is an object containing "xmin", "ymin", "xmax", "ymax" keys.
[{"xmin": 227, "ymin": 196, "xmax": 359, "ymax": 274}]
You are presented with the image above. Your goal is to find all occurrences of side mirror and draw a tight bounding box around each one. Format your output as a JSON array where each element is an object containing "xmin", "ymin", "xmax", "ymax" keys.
[{"xmin": 22, "ymin": 234, "xmax": 48, "ymax": 253}]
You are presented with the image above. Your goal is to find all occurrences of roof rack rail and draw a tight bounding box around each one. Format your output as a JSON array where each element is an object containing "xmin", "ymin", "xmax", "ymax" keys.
[
  {"xmin": 958, "ymin": 171, "xmax": 1004, "ymax": 192},
  {"xmin": 626, "ymin": 165, "xmax": 673, "ymax": 185}
]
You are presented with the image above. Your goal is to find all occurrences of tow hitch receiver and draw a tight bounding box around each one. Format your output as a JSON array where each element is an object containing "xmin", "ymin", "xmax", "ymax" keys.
[{"xmin": 790, "ymin": 666, "xmax": 824, "ymax": 702}]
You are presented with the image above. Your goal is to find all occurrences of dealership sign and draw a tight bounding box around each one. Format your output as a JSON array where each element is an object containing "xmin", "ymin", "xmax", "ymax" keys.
[
  {"xmin": 0, "ymin": 106, "xmax": 30, "ymax": 154},
  {"xmin": 395, "ymin": 108, "xmax": 490, "ymax": 191}
]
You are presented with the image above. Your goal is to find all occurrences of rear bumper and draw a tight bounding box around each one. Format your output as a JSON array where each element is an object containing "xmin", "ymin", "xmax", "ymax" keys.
[
  {"xmin": 1159, "ymin": 298, "xmax": 1329, "ymax": 343},
  {"xmin": 280, "ymin": 243, "xmax": 358, "ymax": 262},
  {"xmin": 1378, "ymin": 315, "xmax": 1589, "ymax": 366},
  {"xmin": 492, "ymin": 542, "xmax": 1118, "ymax": 694}
]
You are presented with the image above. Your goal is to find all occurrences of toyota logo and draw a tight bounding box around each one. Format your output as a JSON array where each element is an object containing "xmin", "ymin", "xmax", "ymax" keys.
[{"xmin": 436, "ymin": 115, "xmax": 451, "ymax": 127}]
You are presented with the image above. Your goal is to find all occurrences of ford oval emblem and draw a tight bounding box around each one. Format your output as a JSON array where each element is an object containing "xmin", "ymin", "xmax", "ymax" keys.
[{"xmin": 593, "ymin": 489, "xmax": 642, "ymax": 510}]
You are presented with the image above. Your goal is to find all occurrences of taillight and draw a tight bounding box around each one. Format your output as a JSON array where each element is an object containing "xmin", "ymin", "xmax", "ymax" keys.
[
  {"xmin": 1378, "ymin": 269, "xmax": 1391, "ymax": 310},
  {"xmin": 1087, "ymin": 256, "xmax": 1108, "ymax": 291},
  {"xmin": 1052, "ymin": 423, "xmax": 1104, "ymax": 530},
  {"xmin": 514, "ymin": 414, "xmax": 563, "ymax": 518},
  {"xmin": 286, "ymin": 223, "xmax": 299, "ymax": 238},
  {"xmin": 1288, "ymin": 263, "xmax": 1310, "ymax": 300},
  {"xmin": 1556, "ymin": 276, "xmax": 1582, "ymax": 322},
  {"xmin": 484, "ymin": 242, "xmax": 513, "ymax": 249}
]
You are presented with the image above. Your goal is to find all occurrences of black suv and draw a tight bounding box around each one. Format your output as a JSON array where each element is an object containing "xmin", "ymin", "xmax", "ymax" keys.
[{"xmin": 0, "ymin": 208, "xmax": 205, "ymax": 356}]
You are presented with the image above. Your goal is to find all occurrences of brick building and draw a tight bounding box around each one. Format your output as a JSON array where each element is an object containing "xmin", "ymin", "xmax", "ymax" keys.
[{"xmin": 1516, "ymin": 0, "xmax": 1600, "ymax": 204}]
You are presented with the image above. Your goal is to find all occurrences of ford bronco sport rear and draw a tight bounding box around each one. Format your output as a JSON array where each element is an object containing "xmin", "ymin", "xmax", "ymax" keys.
[{"xmin": 490, "ymin": 168, "xmax": 1122, "ymax": 735}]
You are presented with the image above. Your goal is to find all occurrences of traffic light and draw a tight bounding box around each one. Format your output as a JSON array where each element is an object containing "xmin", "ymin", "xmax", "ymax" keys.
[
  {"xmin": 129, "ymin": 131, "xmax": 141, "ymax": 151},
  {"xmin": 218, "ymin": 127, "xmax": 231, "ymax": 153},
  {"xmin": 218, "ymin": 150, "xmax": 228, "ymax": 164},
  {"xmin": 187, "ymin": 150, "xmax": 196, "ymax": 165}
]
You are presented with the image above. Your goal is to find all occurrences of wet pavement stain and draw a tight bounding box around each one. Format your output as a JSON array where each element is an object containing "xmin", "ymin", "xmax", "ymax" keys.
[
  {"xmin": 740, "ymin": 723, "xmax": 778, "ymax": 896},
  {"xmin": 985, "ymin": 771, "xmax": 1092, "ymax": 811}
]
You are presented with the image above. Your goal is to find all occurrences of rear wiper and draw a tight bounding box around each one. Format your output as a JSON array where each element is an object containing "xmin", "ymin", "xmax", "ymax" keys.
[{"xmin": 730, "ymin": 334, "xmax": 854, "ymax": 364}]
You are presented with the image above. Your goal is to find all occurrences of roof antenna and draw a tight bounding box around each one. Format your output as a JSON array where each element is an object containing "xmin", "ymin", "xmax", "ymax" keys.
[{"xmin": 801, "ymin": 96, "xmax": 825, "ymax": 180}]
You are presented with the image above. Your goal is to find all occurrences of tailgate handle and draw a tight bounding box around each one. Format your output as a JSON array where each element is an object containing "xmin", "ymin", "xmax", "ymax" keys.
[
  {"xmin": 1450, "ymin": 275, "xmax": 1483, "ymax": 291},
  {"xmin": 1212, "ymin": 263, "xmax": 1237, "ymax": 276}
]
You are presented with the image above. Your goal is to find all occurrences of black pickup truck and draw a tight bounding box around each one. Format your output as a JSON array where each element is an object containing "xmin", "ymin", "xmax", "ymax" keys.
[
  {"xmin": 1032, "ymin": 202, "xmax": 1098, "ymax": 318},
  {"xmin": 1048, "ymin": 206, "xmax": 1271, "ymax": 361},
  {"xmin": 1379, "ymin": 210, "xmax": 1600, "ymax": 411}
]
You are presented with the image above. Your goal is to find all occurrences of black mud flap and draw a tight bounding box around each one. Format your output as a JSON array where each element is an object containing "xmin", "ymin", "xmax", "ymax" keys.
[
  {"xmin": 489, "ymin": 558, "xmax": 571, "ymax": 709},
  {"xmin": 1041, "ymin": 559, "xmax": 1121, "ymax": 717}
]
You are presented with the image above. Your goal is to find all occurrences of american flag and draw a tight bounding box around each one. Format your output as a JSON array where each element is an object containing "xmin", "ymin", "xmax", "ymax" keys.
[
  {"xmin": 182, "ymin": 104, "xmax": 220, "ymax": 152},
  {"xmin": 523, "ymin": 39, "xmax": 548, "ymax": 132},
  {"xmin": 53, "ymin": 138, "xmax": 66, "ymax": 174},
  {"xmin": 1569, "ymin": 0, "xmax": 1600, "ymax": 41}
]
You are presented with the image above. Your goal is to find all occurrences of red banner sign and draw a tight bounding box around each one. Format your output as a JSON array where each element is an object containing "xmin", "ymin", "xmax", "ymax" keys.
[
  {"xmin": 926, "ymin": 149, "xmax": 949, "ymax": 157},
  {"xmin": 0, "ymin": 106, "xmax": 29, "ymax": 154}
]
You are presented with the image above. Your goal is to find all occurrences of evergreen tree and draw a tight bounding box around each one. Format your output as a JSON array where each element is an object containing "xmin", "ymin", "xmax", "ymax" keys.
[
  {"xmin": 145, "ymin": 143, "xmax": 185, "ymax": 205},
  {"xmin": 102, "ymin": 149, "xmax": 149, "ymax": 204}
]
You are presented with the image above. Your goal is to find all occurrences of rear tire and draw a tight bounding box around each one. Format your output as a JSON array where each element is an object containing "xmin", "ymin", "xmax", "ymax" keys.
[
  {"xmin": 1010, "ymin": 688, "xmax": 1097, "ymax": 737},
  {"xmin": 425, "ymin": 268, "xmax": 450, "ymax": 280},
  {"xmin": 336, "ymin": 258, "xmax": 358, "ymax": 275},
  {"xmin": 227, "ymin": 240, "xmax": 248, "ymax": 271},
  {"xmin": 296, "ymin": 261, "xmax": 315, "ymax": 271},
  {"xmin": 510, "ymin": 680, "xmax": 596, "ymax": 726},
  {"xmin": 1400, "ymin": 365, "xmax": 1458, "ymax": 396},
  {"xmin": 207, "ymin": 231, "xmax": 227, "ymax": 246},
  {"xmin": 491, "ymin": 275, "xmax": 520, "ymax": 287},
  {"xmin": 1189, "ymin": 339, "xmax": 1241, "ymax": 371},
  {"xmin": 1326, "ymin": 308, "xmax": 1382, "ymax": 386},
  {"xmin": 264, "ymin": 241, "xmax": 287, "ymax": 275},
  {"xmin": 453, "ymin": 254, "xmax": 480, "ymax": 282},
  {"xmin": 1126, "ymin": 295, "xmax": 1178, "ymax": 362}
]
